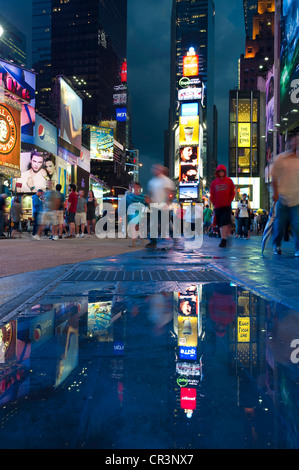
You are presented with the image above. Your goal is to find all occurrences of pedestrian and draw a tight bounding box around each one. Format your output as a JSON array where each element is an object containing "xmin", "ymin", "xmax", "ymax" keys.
[
  {"xmin": 38, "ymin": 182, "xmax": 60, "ymax": 240},
  {"xmin": 126, "ymin": 181, "xmax": 146, "ymax": 247},
  {"xmin": 234, "ymin": 206, "xmax": 240, "ymax": 237},
  {"xmin": 66, "ymin": 184, "xmax": 78, "ymax": 238},
  {"xmin": 55, "ymin": 184, "xmax": 65, "ymax": 239},
  {"xmin": 237, "ymin": 193, "xmax": 251, "ymax": 239},
  {"xmin": 271, "ymin": 134, "xmax": 299, "ymax": 257},
  {"xmin": 146, "ymin": 164, "xmax": 175, "ymax": 248},
  {"xmin": 75, "ymin": 189, "xmax": 87, "ymax": 238},
  {"xmin": 10, "ymin": 196, "xmax": 23, "ymax": 238},
  {"xmin": 86, "ymin": 190, "xmax": 97, "ymax": 237},
  {"xmin": 209, "ymin": 164, "xmax": 235, "ymax": 247},
  {"xmin": 0, "ymin": 194, "xmax": 8, "ymax": 238},
  {"xmin": 31, "ymin": 189, "xmax": 44, "ymax": 238},
  {"xmin": 203, "ymin": 204, "xmax": 212, "ymax": 234}
]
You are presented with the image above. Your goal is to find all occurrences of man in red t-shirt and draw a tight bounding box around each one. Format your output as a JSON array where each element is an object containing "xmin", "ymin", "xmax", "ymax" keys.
[
  {"xmin": 67, "ymin": 184, "xmax": 78, "ymax": 238},
  {"xmin": 210, "ymin": 165, "xmax": 235, "ymax": 247}
]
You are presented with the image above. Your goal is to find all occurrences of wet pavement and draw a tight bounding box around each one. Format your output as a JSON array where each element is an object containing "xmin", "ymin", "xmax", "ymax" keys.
[{"xmin": 0, "ymin": 235, "xmax": 299, "ymax": 450}]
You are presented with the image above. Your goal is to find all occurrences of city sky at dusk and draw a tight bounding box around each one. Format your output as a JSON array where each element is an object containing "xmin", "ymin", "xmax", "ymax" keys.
[{"xmin": 4, "ymin": 0, "xmax": 245, "ymax": 189}]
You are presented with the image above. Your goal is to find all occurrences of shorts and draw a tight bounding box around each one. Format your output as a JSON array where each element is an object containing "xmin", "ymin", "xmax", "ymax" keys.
[
  {"xmin": 41, "ymin": 211, "xmax": 58, "ymax": 227},
  {"xmin": 67, "ymin": 212, "xmax": 76, "ymax": 224},
  {"xmin": 56, "ymin": 210, "xmax": 64, "ymax": 225},
  {"xmin": 214, "ymin": 206, "xmax": 232, "ymax": 228},
  {"xmin": 75, "ymin": 212, "xmax": 87, "ymax": 226}
]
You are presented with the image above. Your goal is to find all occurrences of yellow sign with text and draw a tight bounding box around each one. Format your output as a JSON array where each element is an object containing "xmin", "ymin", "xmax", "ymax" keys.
[
  {"xmin": 238, "ymin": 123, "xmax": 251, "ymax": 147},
  {"xmin": 237, "ymin": 317, "xmax": 250, "ymax": 342},
  {"xmin": 179, "ymin": 116, "xmax": 199, "ymax": 146}
]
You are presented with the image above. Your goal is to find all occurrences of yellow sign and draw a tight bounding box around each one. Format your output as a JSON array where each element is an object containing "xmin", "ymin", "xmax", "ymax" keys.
[
  {"xmin": 178, "ymin": 315, "xmax": 198, "ymax": 347},
  {"xmin": 179, "ymin": 116, "xmax": 199, "ymax": 147},
  {"xmin": 238, "ymin": 123, "xmax": 251, "ymax": 147},
  {"xmin": 237, "ymin": 317, "xmax": 250, "ymax": 342}
]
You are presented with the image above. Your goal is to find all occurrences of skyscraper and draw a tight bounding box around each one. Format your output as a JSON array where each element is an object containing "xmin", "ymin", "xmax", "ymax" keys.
[
  {"xmin": 0, "ymin": 14, "xmax": 26, "ymax": 67},
  {"xmin": 168, "ymin": 0, "xmax": 216, "ymax": 186}
]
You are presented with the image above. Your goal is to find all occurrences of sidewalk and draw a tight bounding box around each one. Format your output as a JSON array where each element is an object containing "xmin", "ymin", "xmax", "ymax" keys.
[{"xmin": 0, "ymin": 232, "xmax": 298, "ymax": 321}]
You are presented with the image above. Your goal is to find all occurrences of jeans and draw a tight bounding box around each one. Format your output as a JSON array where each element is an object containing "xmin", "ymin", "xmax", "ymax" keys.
[
  {"xmin": 238, "ymin": 217, "xmax": 249, "ymax": 237},
  {"xmin": 32, "ymin": 213, "xmax": 39, "ymax": 236},
  {"xmin": 0, "ymin": 211, "xmax": 4, "ymax": 235},
  {"xmin": 272, "ymin": 198, "xmax": 299, "ymax": 252}
]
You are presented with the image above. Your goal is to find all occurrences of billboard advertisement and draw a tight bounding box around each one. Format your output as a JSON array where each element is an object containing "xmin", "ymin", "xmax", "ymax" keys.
[
  {"xmin": 0, "ymin": 60, "xmax": 36, "ymax": 138},
  {"xmin": 179, "ymin": 185, "xmax": 198, "ymax": 202},
  {"xmin": 178, "ymin": 315, "xmax": 198, "ymax": 347},
  {"xmin": 59, "ymin": 77, "xmax": 82, "ymax": 153},
  {"xmin": 116, "ymin": 108, "xmax": 127, "ymax": 122},
  {"xmin": 0, "ymin": 102, "xmax": 21, "ymax": 172},
  {"xmin": 180, "ymin": 387, "xmax": 196, "ymax": 410},
  {"xmin": 180, "ymin": 146, "xmax": 198, "ymax": 164},
  {"xmin": 238, "ymin": 122, "xmax": 251, "ymax": 147},
  {"xmin": 87, "ymin": 302, "xmax": 113, "ymax": 341},
  {"xmin": 179, "ymin": 115, "xmax": 199, "ymax": 146},
  {"xmin": 90, "ymin": 126, "xmax": 114, "ymax": 161},
  {"xmin": 280, "ymin": 0, "xmax": 299, "ymax": 128},
  {"xmin": 14, "ymin": 151, "xmax": 57, "ymax": 193},
  {"xmin": 35, "ymin": 114, "xmax": 57, "ymax": 155},
  {"xmin": 178, "ymin": 76, "xmax": 202, "ymax": 102},
  {"xmin": 183, "ymin": 54, "xmax": 199, "ymax": 77},
  {"xmin": 179, "ymin": 163, "xmax": 199, "ymax": 184}
]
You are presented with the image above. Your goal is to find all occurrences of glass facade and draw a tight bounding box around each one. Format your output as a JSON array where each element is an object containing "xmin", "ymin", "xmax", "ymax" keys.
[{"xmin": 229, "ymin": 90, "xmax": 260, "ymax": 177}]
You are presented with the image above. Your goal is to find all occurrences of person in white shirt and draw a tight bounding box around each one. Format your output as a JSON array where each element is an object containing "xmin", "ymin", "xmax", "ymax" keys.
[{"xmin": 147, "ymin": 164, "xmax": 175, "ymax": 247}]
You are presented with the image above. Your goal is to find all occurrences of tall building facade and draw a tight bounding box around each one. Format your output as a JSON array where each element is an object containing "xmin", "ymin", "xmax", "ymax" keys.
[
  {"xmin": 168, "ymin": 0, "xmax": 216, "ymax": 189},
  {"xmin": 0, "ymin": 14, "xmax": 26, "ymax": 66}
]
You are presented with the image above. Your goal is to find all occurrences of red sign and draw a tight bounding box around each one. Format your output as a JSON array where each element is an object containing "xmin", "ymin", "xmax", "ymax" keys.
[
  {"xmin": 0, "ymin": 103, "xmax": 21, "ymax": 170},
  {"xmin": 180, "ymin": 387, "xmax": 196, "ymax": 410},
  {"xmin": 121, "ymin": 61, "xmax": 127, "ymax": 83}
]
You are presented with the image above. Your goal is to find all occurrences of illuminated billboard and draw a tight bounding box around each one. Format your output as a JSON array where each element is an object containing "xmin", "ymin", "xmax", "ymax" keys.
[
  {"xmin": 180, "ymin": 388, "xmax": 196, "ymax": 410},
  {"xmin": 183, "ymin": 54, "xmax": 199, "ymax": 77},
  {"xmin": 179, "ymin": 115, "xmax": 199, "ymax": 146},
  {"xmin": 181, "ymin": 102, "xmax": 199, "ymax": 117},
  {"xmin": 179, "ymin": 163, "xmax": 199, "ymax": 184},
  {"xmin": 179, "ymin": 185, "xmax": 198, "ymax": 202},
  {"xmin": 178, "ymin": 315, "xmax": 198, "ymax": 347},
  {"xmin": 280, "ymin": 0, "xmax": 299, "ymax": 128},
  {"xmin": 0, "ymin": 102, "xmax": 21, "ymax": 172},
  {"xmin": 59, "ymin": 77, "xmax": 82, "ymax": 153},
  {"xmin": 180, "ymin": 146, "xmax": 198, "ymax": 164},
  {"xmin": 116, "ymin": 108, "xmax": 127, "ymax": 122},
  {"xmin": 88, "ymin": 302, "xmax": 113, "ymax": 341},
  {"xmin": 35, "ymin": 114, "xmax": 57, "ymax": 154},
  {"xmin": 90, "ymin": 126, "xmax": 114, "ymax": 161},
  {"xmin": 14, "ymin": 151, "xmax": 57, "ymax": 193},
  {"xmin": 238, "ymin": 122, "xmax": 251, "ymax": 147},
  {"xmin": 237, "ymin": 317, "xmax": 250, "ymax": 342}
]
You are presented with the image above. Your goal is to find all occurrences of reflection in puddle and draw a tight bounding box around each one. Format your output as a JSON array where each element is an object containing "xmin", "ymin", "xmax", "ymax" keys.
[{"xmin": 0, "ymin": 284, "xmax": 299, "ymax": 449}]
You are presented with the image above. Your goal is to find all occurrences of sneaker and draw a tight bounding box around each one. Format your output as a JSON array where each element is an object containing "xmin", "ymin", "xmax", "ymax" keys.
[
  {"xmin": 32, "ymin": 235, "xmax": 40, "ymax": 240},
  {"xmin": 76, "ymin": 234, "xmax": 80, "ymax": 238},
  {"xmin": 81, "ymin": 233, "xmax": 84, "ymax": 238},
  {"xmin": 219, "ymin": 239, "xmax": 227, "ymax": 247},
  {"xmin": 52, "ymin": 235, "xmax": 58, "ymax": 240},
  {"xmin": 273, "ymin": 246, "xmax": 282, "ymax": 255}
]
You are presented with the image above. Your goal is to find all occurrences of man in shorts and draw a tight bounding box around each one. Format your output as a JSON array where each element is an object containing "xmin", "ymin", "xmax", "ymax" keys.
[
  {"xmin": 210, "ymin": 164, "xmax": 235, "ymax": 247},
  {"xmin": 75, "ymin": 190, "xmax": 87, "ymax": 238}
]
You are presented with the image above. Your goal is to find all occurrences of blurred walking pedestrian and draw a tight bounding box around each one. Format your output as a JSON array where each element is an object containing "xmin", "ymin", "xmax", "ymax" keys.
[
  {"xmin": 55, "ymin": 184, "xmax": 65, "ymax": 239},
  {"xmin": 126, "ymin": 181, "xmax": 147, "ymax": 247},
  {"xmin": 203, "ymin": 205, "xmax": 212, "ymax": 234},
  {"xmin": 0, "ymin": 193, "xmax": 8, "ymax": 238},
  {"xmin": 271, "ymin": 134, "xmax": 299, "ymax": 257},
  {"xmin": 31, "ymin": 189, "xmax": 44, "ymax": 239},
  {"xmin": 210, "ymin": 164, "xmax": 235, "ymax": 247},
  {"xmin": 10, "ymin": 196, "xmax": 23, "ymax": 238},
  {"xmin": 66, "ymin": 184, "xmax": 78, "ymax": 238},
  {"xmin": 146, "ymin": 164, "xmax": 175, "ymax": 248}
]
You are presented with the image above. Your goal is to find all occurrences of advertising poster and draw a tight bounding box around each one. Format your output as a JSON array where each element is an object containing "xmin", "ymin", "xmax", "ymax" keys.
[
  {"xmin": 183, "ymin": 55, "xmax": 199, "ymax": 77},
  {"xmin": 178, "ymin": 290, "xmax": 198, "ymax": 317},
  {"xmin": 56, "ymin": 156, "xmax": 67, "ymax": 195},
  {"xmin": 116, "ymin": 108, "xmax": 127, "ymax": 122},
  {"xmin": 0, "ymin": 60, "xmax": 36, "ymax": 137},
  {"xmin": 90, "ymin": 126, "xmax": 114, "ymax": 161},
  {"xmin": 280, "ymin": 0, "xmax": 299, "ymax": 127},
  {"xmin": 180, "ymin": 146, "xmax": 198, "ymax": 164},
  {"xmin": 59, "ymin": 77, "xmax": 82, "ymax": 152},
  {"xmin": 0, "ymin": 102, "xmax": 21, "ymax": 171},
  {"xmin": 14, "ymin": 151, "xmax": 57, "ymax": 193},
  {"xmin": 179, "ymin": 116, "xmax": 199, "ymax": 146},
  {"xmin": 178, "ymin": 315, "xmax": 198, "ymax": 347},
  {"xmin": 266, "ymin": 67, "xmax": 274, "ymax": 154},
  {"xmin": 35, "ymin": 114, "xmax": 57, "ymax": 155},
  {"xmin": 238, "ymin": 122, "xmax": 251, "ymax": 147},
  {"xmin": 179, "ymin": 163, "xmax": 199, "ymax": 184},
  {"xmin": 180, "ymin": 388, "xmax": 196, "ymax": 410},
  {"xmin": 179, "ymin": 185, "xmax": 198, "ymax": 201},
  {"xmin": 87, "ymin": 302, "xmax": 113, "ymax": 341}
]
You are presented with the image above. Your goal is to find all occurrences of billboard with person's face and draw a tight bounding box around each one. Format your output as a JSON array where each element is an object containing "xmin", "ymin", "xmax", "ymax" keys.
[
  {"xmin": 13, "ymin": 151, "xmax": 57, "ymax": 193},
  {"xmin": 59, "ymin": 77, "xmax": 82, "ymax": 153}
]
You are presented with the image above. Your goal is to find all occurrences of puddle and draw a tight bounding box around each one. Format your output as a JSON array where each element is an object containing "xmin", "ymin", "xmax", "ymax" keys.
[{"xmin": 0, "ymin": 282, "xmax": 299, "ymax": 449}]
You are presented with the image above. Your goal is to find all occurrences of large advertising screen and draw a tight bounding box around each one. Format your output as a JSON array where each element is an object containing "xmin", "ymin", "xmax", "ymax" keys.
[
  {"xmin": 179, "ymin": 163, "xmax": 199, "ymax": 184},
  {"xmin": 14, "ymin": 151, "xmax": 57, "ymax": 193},
  {"xmin": 0, "ymin": 102, "xmax": 21, "ymax": 171},
  {"xmin": 0, "ymin": 60, "xmax": 36, "ymax": 138},
  {"xmin": 180, "ymin": 146, "xmax": 198, "ymax": 165},
  {"xmin": 59, "ymin": 77, "xmax": 82, "ymax": 153},
  {"xmin": 183, "ymin": 54, "xmax": 199, "ymax": 77},
  {"xmin": 90, "ymin": 126, "xmax": 114, "ymax": 161},
  {"xmin": 280, "ymin": 0, "xmax": 299, "ymax": 128},
  {"xmin": 179, "ymin": 116, "xmax": 199, "ymax": 147},
  {"xmin": 35, "ymin": 114, "xmax": 57, "ymax": 154},
  {"xmin": 179, "ymin": 185, "xmax": 198, "ymax": 202}
]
